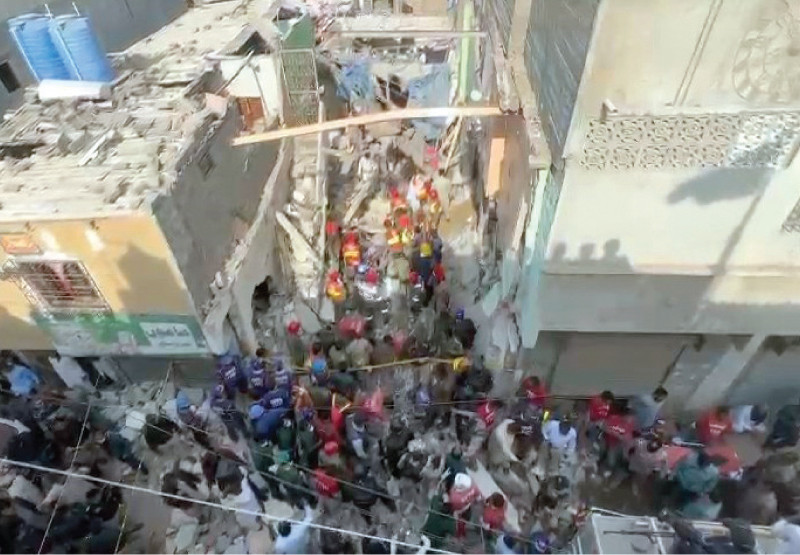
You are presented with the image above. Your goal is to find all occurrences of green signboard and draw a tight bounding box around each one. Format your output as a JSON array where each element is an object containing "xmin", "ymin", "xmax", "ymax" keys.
[{"xmin": 33, "ymin": 312, "xmax": 209, "ymax": 356}]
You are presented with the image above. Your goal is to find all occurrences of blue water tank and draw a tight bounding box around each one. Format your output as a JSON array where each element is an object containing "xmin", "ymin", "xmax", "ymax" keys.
[
  {"xmin": 49, "ymin": 15, "xmax": 114, "ymax": 82},
  {"xmin": 7, "ymin": 14, "xmax": 71, "ymax": 82}
]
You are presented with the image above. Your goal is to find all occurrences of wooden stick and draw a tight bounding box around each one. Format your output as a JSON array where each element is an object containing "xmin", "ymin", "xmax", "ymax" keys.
[{"xmin": 232, "ymin": 105, "xmax": 505, "ymax": 145}]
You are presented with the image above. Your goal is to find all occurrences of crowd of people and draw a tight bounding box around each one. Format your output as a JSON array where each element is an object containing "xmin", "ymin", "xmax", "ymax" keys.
[{"xmin": 5, "ymin": 138, "xmax": 800, "ymax": 555}]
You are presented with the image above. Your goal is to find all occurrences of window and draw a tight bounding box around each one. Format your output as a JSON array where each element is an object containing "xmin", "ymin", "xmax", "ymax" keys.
[
  {"xmin": 5, "ymin": 259, "xmax": 109, "ymax": 312},
  {"xmin": 0, "ymin": 62, "xmax": 20, "ymax": 93}
]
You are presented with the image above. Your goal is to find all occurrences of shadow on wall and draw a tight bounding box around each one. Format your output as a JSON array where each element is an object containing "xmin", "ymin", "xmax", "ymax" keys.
[{"xmin": 666, "ymin": 167, "xmax": 772, "ymax": 205}]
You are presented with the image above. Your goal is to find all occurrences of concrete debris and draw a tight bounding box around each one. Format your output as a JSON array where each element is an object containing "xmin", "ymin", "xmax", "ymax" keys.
[{"xmin": 175, "ymin": 522, "xmax": 199, "ymax": 553}]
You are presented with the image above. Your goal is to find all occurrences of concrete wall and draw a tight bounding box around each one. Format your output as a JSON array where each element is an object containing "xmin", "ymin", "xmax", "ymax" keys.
[
  {"xmin": 0, "ymin": 214, "xmax": 197, "ymax": 351},
  {"xmin": 523, "ymin": 0, "xmax": 599, "ymax": 159},
  {"xmin": 0, "ymin": 0, "xmax": 186, "ymax": 114},
  {"xmin": 154, "ymin": 108, "xmax": 280, "ymax": 350},
  {"xmin": 219, "ymin": 55, "xmax": 284, "ymax": 121},
  {"xmin": 532, "ymin": 0, "xmax": 800, "ymax": 336}
]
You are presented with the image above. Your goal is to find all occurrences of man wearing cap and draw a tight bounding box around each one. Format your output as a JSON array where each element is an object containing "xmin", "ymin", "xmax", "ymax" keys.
[
  {"xmin": 245, "ymin": 348, "xmax": 271, "ymax": 399},
  {"xmin": 325, "ymin": 270, "xmax": 346, "ymax": 304},
  {"xmin": 448, "ymin": 473, "xmax": 481, "ymax": 537},
  {"xmin": 216, "ymin": 354, "xmax": 246, "ymax": 396},
  {"xmin": 251, "ymin": 387, "xmax": 290, "ymax": 442}
]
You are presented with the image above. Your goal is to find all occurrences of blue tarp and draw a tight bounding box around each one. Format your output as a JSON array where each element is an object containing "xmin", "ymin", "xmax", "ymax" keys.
[
  {"xmin": 8, "ymin": 364, "xmax": 40, "ymax": 396},
  {"xmin": 407, "ymin": 64, "xmax": 451, "ymax": 140},
  {"xmin": 336, "ymin": 61, "xmax": 374, "ymax": 101}
]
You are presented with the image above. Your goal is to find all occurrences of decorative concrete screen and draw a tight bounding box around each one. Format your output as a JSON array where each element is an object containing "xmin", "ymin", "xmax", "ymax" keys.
[{"xmin": 580, "ymin": 111, "xmax": 800, "ymax": 170}]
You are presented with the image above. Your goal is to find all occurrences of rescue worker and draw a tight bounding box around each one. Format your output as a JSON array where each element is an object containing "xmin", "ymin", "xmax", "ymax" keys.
[
  {"xmin": 325, "ymin": 217, "xmax": 341, "ymax": 265},
  {"xmin": 428, "ymin": 188, "xmax": 443, "ymax": 228},
  {"xmin": 448, "ymin": 472, "xmax": 481, "ymax": 537},
  {"xmin": 217, "ymin": 354, "xmax": 246, "ymax": 396},
  {"xmin": 342, "ymin": 228, "xmax": 362, "ymax": 270},
  {"xmin": 245, "ymin": 348, "xmax": 271, "ymax": 399},
  {"xmin": 325, "ymin": 269, "xmax": 347, "ymax": 305},
  {"xmin": 251, "ymin": 386, "xmax": 290, "ymax": 442},
  {"xmin": 272, "ymin": 358, "xmax": 293, "ymax": 391},
  {"xmin": 384, "ymin": 217, "xmax": 404, "ymax": 255}
]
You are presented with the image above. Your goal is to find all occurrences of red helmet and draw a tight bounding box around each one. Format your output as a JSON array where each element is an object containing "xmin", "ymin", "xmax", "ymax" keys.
[
  {"xmin": 409, "ymin": 270, "xmax": 419, "ymax": 283},
  {"xmin": 287, "ymin": 321, "xmax": 301, "ymax": 335},
  {"xmin": 429, "ymin": 189, "xmax": 439, "ymax": 200},
  {"xmin": 328, "ymin": 269, "xmax": 341, "ymax": 281},
  {"xmin": 389, "ymin": 187, "xmax": 399, "ymax": 199}
]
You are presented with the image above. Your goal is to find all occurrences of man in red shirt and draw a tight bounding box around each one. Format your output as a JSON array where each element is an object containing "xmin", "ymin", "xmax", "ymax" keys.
[
  {"xmin": 603, "ymin": 408, "xmax": 634, "ymax": 474},
  {"xmin": 586, "ymin": 390, "xmax": 615, "ymax": 447},
  {"xmin": 313, "ymin": 467, "xmax": 340, "ymax": 498},
  {"xmin": 522, "ymin": 376, "xmax": 548, "ymax": 408},
  {"xmin": 696, "ymin": 406, "xmax": 732, "ymax": 445}
]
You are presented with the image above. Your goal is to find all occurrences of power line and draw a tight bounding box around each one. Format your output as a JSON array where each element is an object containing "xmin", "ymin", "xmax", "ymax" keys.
[{"xmin": 0, "ymin": 457, "xmax": 456, "ymax": 554}]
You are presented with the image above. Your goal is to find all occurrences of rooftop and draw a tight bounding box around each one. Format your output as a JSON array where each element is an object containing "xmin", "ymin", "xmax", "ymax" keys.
[{"xmin": 0, "ymin": 0, "xmax": 266, "ymax": 219}]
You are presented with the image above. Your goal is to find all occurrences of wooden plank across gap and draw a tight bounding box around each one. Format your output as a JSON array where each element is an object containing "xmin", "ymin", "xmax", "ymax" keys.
[{"xmin": 232, "ymin": 105, "xmax": 505, "ymax": 145}]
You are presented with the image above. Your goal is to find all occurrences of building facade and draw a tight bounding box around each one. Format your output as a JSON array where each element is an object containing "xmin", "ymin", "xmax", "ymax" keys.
[
  {"xmin": 515, "ymin": 0, "xmax": 800, "ymax": 409},
  {"xmin": 0, "ymin": 2, "xmax": 288, "ymax": 366}
]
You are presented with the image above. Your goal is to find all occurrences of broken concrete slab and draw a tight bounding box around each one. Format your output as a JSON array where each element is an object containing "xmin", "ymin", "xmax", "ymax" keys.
[{"xmin": 365, "ymin": 119, "xmax": 402, "ymax": 138}]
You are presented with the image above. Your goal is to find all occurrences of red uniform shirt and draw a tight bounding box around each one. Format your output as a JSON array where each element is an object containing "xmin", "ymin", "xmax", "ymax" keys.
[
  {"xmin": 525, "ymin": 383, "xmax": 548, "ymax": 408},
  {"xmin": 433, "ymin": 263, "xmax": 446, "ymax": 283},
  {"xmin": 449, "ymin": 484, "xmax": 479, "ymax": 512},
  {"xmin": 696, "ymin": 411, "xmax": 732, "ymax": 445},
  {"xmin": 314, "ymin": 469, "xmax": 340, "ymax": 497},
  {"xmin": 325, "ymin": 220, "xmax": 340, "ymax": 236},
  {"xmin": 604, "ymin": 414, "xmax": 633, "ymax": 447},
  {"xmin": 588, "ymin": 395, "xmax": 612, "ymax": 422},
  {"xmin": 477, "ymin": 401, "xmax": 497, "ymax": 427},
  {"xmin": 483, "ymin": 503, "xmax": 505, "ymax": 530}
]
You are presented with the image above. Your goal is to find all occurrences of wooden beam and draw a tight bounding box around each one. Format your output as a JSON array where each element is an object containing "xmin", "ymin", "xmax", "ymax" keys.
[{"xmin": 232, "ymin": 105, "xmax": 505, "ymax": 145}]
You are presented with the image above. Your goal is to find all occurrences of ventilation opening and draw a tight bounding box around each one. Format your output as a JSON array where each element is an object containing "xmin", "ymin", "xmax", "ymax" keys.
[{"xmin": 0, "ymin": 62, "xmax": 20, "ymax": 93}]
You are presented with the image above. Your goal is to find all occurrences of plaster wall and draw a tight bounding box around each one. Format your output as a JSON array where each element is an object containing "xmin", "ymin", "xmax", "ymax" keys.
[
  {"xmin": 535, "ymin": 0, "xmax": 800, "ymax": 334},
  {"xmin": 154, "ymin": 109, "xmax": 280, "ymax": 319},
  {"xmin": 0, "ymin": 214, "xmax": 195, "ymax": 350}
]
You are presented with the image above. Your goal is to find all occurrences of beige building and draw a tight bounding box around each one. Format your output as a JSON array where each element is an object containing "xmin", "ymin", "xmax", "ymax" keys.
[
  {"xmin": 0, "ymin": 3, "xmax": 289, "ymax": 362},
  {"xmin": 510, "ymin": 0, "xmax": 800, "ymax": 408}
]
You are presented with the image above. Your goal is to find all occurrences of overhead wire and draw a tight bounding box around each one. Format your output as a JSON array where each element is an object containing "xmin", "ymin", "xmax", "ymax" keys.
[
  {"xmin": 0, "ymin": 457, "xmax": 456, "ymax": 554},
  {"xmin": 113, "ymin": 363, "xmax": 173, "ymax": 554},
  {"xmin": 4, "ymin": 385, "xmax": 534, "ymax": 547},
  {"xmin": 37, "ymin": 372, "xmax": 101, "ymax": 555}
]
